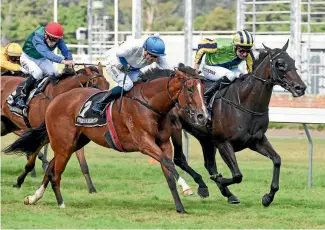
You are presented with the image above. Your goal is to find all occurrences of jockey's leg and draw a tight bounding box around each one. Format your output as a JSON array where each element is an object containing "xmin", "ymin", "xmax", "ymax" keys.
[
  {"xmin": 93, "ymin": 66, "xmax": 135, "ymax": 114},
  {"xmin": 16, "ymin": 53, "xmax": 43, "ymax": 107}
]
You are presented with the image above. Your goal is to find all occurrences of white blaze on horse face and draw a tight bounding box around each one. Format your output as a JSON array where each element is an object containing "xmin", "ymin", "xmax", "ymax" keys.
[{"xmin": 196, "ymin": 83, "xmax": 208, "ymax": 118}]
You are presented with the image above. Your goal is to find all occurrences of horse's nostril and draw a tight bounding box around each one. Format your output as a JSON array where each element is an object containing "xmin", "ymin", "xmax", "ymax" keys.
[{"xmin": 197, "ymin": 114, "xmax": 204, "ymax": 121}]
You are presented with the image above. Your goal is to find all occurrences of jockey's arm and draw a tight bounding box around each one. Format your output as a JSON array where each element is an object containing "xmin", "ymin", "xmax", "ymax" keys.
[
  {"xmin": 0, "ymin": 58, "xmax": 21, "ymax": 72},
  {"xmin": 32, "ymin": 35, "xmax": 63, "ymax": 63},
  {"xmin": 57, "ymin": 40, "xmax": 73, "ymax": 61},
  {"xmin": 116, "ymin": 40, "xmax": 139, "ymax": 59},
  {"xmin": 194, "ymin": 39, "xmax": 218, "ymax": 70},
  {"xmin": 246, "ymin": 51, "xmax": 255, "ymax": 73}
]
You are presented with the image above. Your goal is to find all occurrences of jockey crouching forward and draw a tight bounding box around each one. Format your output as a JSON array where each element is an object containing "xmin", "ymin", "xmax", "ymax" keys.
[
  {"xmin": 194, "ymin": 30, "xmax": 255, "ymax": 102},
  {"xmin": 92, "ymin": 33, "xmax": 169, "ymax": 114},
  {"xmin": 1, "ymin": 43, "xmax": 27, "ymax": 75},
  {"xmin": 15, "ymin": 22, "xmax": 74, "ymax": 108}
]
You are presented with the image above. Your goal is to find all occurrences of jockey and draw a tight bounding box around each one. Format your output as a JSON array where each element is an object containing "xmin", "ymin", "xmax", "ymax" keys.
[
  {"xmin": 92, "ymin": 33, "xmax": 169, "ymax": 114},
  {"xmin": 1, "ymin": 43, "xmax": 26, "ymax": 75},
  {"xmin": 194, "ymin": 30, "xmax": 255, "ymax": 98},
  {"xmin": 16, "ymin": 22, "xmax": 74, "ymax": 108}
]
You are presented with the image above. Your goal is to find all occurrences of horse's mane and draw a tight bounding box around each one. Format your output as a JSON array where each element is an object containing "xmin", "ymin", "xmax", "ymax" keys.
[
  {"xmin": 76, "ymin": 66, "xmax": 99, "ymax": 74},
  {"xmin": 253, "ymin": 49, "xmax": 269, "ymax": 70},
  {"xmin": 138, "ymin": 63, "xmax": 198, "ymax": 82}
]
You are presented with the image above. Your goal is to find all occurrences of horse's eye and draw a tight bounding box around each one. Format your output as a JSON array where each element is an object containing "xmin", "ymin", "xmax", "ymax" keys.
[
  {"xmin": 187, "ymin": 87, "xmax": 194, "ymax": 93},
  {"xmin": 275, "ymin": 59, "xmax": 287, "ymax": 71}
]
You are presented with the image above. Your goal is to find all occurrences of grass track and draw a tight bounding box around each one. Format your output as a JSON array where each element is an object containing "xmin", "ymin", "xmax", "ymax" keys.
[{"xmin": 1, "ymin": 133, "xmax": 325, "ymax": 228}]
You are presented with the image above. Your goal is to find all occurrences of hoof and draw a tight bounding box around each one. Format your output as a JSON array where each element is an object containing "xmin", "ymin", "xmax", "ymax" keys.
[
  {"xmin": 197, "ymin": 187, "xmax": 209, "ymax": 198},
  {"xmin": 177, "ymin": 209, "xmax": 187, "ymax": 214},
  {"xmin": 183, "ymin": 188, "xmax": 194, "ymax": 196},
  {"xmin": 13, "ymin": 184, "xmax": 21, "ymax": 189},
  {"xmin": 59, "ymin": 203, "xmax": 66, "ymax": 208},
  {"xmin": 89, "ymin": 188, "xmax": 97, "ymax": 193},
  {"xmin": 228, "ymin": 195, "xmax": 240, "ymax": 204},
  {"xmin": 24, "ymin": 196, "xmax": 30, "ymax": 205},
  {"xmin": 262, "ymin": 194, "xmax": 273, "ymax": 207}
]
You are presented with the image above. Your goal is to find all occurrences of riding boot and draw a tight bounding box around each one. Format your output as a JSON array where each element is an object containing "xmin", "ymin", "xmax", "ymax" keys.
[
  {"xmin": 92, "ymin": 86, "xmax": 124, "ymax": 114},
  {"xmin": 204, "ymin": 76, "xmax": 231, "ymax": 109},
  {"xmin": 16, "ymin": 75, "xmax": 37, "ymax": 108}
]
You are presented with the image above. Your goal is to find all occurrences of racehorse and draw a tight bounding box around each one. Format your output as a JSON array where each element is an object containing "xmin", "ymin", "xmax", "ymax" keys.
[
  {"xmin": 169, "ymin": 41, "xmax": 307, "ymax": 207},
  {"xmin": 5, "ymin": 65, "xmax": 209, "ymax": 213},
  {"xmin": 1, "ymin": 63, "xmax": 109, "ymax": 193}
]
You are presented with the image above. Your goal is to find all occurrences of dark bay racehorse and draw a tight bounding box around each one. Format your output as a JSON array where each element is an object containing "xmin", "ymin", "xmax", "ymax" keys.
[
  {"xmin": 170, "ymin": 41, "xmax": 307, "ymax": 206},
  {"xmin": 5, "ymin": 65, "xmax": 208, "ymax": 213},
  {"xmin": 1, "ymin": 63, "xmax": 110, "ymax": 192}
]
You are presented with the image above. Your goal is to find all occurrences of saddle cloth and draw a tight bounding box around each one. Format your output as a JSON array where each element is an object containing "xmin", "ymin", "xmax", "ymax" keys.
[{"xmin": 75, "ymin": 91, "xmax": 125, "ymax": 152}]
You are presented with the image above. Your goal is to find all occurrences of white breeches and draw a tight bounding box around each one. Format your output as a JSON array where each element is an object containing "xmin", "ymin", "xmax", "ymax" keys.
[
  {"xmin": 20, "ymin": 52, "xmax": 59, "ymax": 80},
  {"xmin": 201, "ymin": 60, "xmax": 248, "ymax": 81},
  {"xmin": 106, "ymin": 59, "xmax": 140, "ymax": 92}
]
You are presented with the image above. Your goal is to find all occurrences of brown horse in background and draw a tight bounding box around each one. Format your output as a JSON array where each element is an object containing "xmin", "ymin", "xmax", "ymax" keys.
[
  {"xmin": 5, "ymin": 65, "xmax": 208, "ymax": 213},
  {"xmin": 170, "ymin": 41, "xmax": 307, "ymax": 206},
  {"xmin": 1, "ymin": 63, "xmax": 109, "ymax": 193}
]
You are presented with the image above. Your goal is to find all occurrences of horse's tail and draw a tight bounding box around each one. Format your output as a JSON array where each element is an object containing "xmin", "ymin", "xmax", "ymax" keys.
[{"xmin": 3, "ymin": 122, "xmax": 48, "ymax": 157}]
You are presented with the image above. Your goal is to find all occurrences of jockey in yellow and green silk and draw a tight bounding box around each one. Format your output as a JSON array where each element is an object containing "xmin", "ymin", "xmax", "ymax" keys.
[
  {"xmin": 194, "ymin": 30, "xmax": 255, "ymax": 96},
  {"xmin": 1, "ymin": 43, "xmax": 26, "ymax": 75}
]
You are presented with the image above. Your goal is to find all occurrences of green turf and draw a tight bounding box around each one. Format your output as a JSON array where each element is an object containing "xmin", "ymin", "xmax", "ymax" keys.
[{"xmin": 1, "ymin": 134, "xmax": 324, "ymax": 228}]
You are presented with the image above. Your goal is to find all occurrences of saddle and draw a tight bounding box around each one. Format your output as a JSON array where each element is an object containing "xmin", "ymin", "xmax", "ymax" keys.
[{"xmin": 6, "ymin": 73, "xmax": 72, "ymax": 117}]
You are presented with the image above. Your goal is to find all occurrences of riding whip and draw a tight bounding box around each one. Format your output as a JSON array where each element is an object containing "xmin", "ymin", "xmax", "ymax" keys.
[{"xmin": 118, "ymin": 72, "xmax": 127, "ymax": 113}]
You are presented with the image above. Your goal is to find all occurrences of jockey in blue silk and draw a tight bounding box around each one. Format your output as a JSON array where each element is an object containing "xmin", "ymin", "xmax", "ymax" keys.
[
  {"xmin": 194, "ymin": 30, "xmax": 255, "ymax": 97},
  {"xmin": 92, "ymin": 33, "xmax": 169, "ymax": 114},
  {"xmin": 16, "ymin": 22, "xmax": 74, "ymax": 108}
]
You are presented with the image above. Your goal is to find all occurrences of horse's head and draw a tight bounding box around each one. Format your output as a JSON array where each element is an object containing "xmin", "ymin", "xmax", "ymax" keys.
[
  {"xmin": 77, "ymin": 62, "xmax": 110, "ymax": 90},
  {"xmin": 174, "ymin": 64, "xmax": 209, "ymax": 126},
  {"xmin": 262, "ymin": 40, "xmax": 306, "ymax": 97}
]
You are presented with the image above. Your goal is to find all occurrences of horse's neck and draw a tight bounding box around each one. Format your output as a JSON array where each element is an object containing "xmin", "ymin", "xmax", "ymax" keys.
[
  {"xmin": 142, "ymin": 77, "xmax": 180, "ymax": 114},
  {"xmin": 237, "ymin": 58, "xmax": 274, "ymax": 112},
  {"xmin": 45, "ymin": 74, "xmax": 86, "ymax": 97}
]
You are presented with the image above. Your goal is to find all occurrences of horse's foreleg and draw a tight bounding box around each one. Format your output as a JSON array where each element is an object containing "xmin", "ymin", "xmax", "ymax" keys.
[
  {"xmin": 214, "ymin": 141, "xmax": 243, "ymax": 204},
  {"xmin": 199, "ymin": 139, "xmax": 240, "ymax": 204},
  {"xmin": 158, "ymin": 140, "xmax": 187, "ymax": 214},
  {"xmin": 249, "ymin": 135, "xmax": 281, "ymax": 207},
  {"xmin": 171, "ymin": 129, "xmax": 204, "ymax": 197},
  {"xmin": 75, "ymin": 147, "xmax": 97, "ymax": 193},
  {"xmin": 24, "ymin": 157, "xmax": 55, "ymax": 205},
  {"xmin": 138, "ymin": 134, "xmax": 186, "ymax": 214}
]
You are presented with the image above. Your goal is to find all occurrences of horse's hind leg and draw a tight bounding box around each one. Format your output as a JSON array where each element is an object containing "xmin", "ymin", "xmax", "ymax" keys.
[
  {"xmin": 13, "ymin": 148, "xmax": 42, "ymax": 188},
  {"xmin": 249, "ymin": 135, "xmax": 281, "ymax": 207},
  {"xmin": 24, "ymin": 157, "xmax": 55, "ymax": 205},
  {"xmin": 199, "ymin": 139, "xmax": 240, "ymax": 204},
  {"xmin": 27, "ymin": 155, "xmax": 36, "ymax": 177},
  {"xmin": 75, "ymin": 147, "xmax": 97, "ymax": 193},
  {"xmin": 38, "ymin": 144, "xmax": 49, "ymax": 173}
]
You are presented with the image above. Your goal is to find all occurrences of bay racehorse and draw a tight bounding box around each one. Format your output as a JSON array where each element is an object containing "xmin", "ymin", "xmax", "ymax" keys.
[
  {"xmin": 1, "ymin": 63, "xmax": 109, "ymax": 193},
  {"xmin": 170, "ymin": 41, "xmax": 307, "ymax": 206},
  {"xmin": 5, "ymin": 65, "xmax": 208, "ymax": 213}
]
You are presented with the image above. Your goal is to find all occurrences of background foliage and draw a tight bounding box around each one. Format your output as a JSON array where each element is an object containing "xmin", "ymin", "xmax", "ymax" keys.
[{"xmin": 1, "ymin": 0, "xmax": 324, "ymax": 45}]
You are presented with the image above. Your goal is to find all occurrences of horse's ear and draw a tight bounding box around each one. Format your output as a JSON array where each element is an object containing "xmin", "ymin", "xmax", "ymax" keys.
[
  {"xmin": 262, "ymin": 43, "xmax": 272, "ymax": 53},
  {"xmin": 97, "ymin": 62, "xmax": 103, "ymax": 75},
  {"xmin": 84, "ymin": 66, "xmax": 92, "ymax": 75},
  {"xmin": 282, "ymin": 39, "xmax": 289, "ymax": 51}
]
